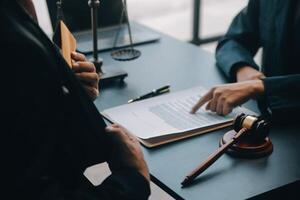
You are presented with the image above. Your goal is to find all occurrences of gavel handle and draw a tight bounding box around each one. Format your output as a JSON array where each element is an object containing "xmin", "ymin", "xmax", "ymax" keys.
[{"xmin": 182, "ymin": 128, "xmax": 247, "ymax": 186}]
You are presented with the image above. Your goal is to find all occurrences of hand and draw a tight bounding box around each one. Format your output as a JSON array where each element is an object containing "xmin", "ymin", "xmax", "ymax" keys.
[
  {"xmin": 106, "ymin": 124, "xmax": 150, "ymax": 181},
  {"xmin": 71, "ymin": 52, "xmax": 100, "ymax": 101},
  {"xmin": 191, "ymin": 80, "xmax": 265, "ymax": 116},
  {"xmin": 236, "ymin": 66, "xmax": 265, "ymax": 82}
]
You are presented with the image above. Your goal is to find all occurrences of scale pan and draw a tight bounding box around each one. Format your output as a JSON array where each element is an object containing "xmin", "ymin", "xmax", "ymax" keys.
[{"xmin": 111, "ymin": 48, "xmax": 141, "ymax": 61}]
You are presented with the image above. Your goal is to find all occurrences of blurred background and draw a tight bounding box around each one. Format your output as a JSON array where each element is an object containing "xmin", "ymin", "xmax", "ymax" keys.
[
  {"xmin": 33, "ymin": 0, "xmax": 248, "ymax": 53},
  {"xmin": 127, "ymin": 0, "xmax": 248, "ymax": 52}
]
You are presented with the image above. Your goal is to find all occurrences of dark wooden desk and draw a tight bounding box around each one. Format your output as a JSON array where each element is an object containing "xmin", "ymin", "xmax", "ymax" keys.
[{"xmin": 93, "ymin": 27, "xmax": 300, "ymax": 200}]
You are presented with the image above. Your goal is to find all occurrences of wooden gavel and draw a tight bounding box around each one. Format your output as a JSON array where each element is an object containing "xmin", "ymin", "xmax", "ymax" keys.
[{"xmin": 181, "ymin": 113, "xmax": 271, "ymax": 187}]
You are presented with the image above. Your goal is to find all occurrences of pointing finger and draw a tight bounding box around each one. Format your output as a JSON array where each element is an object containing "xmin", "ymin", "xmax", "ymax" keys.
[{"xmin": 191, "ymin": 90, "xmax": 213, "ymax": 114}]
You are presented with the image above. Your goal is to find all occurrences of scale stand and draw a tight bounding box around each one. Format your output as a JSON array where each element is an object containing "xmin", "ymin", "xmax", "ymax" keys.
[
  {"xmin": 88, "ymin": 0, "xmax": 127, "ymax": 83},
  {"xmin": 111, "ymin": 0, "xmax": 141, "ymax": 61}
]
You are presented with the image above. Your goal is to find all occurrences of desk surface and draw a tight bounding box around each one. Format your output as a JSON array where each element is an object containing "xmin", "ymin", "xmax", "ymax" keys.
[{"xmin": 93, "ymin": 27, "xmax": 300, "ymax": 200}]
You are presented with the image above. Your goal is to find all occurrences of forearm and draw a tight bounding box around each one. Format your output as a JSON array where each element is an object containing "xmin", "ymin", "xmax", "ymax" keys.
[{"xmin": 235, "ymin": 65, "xmax": 265, "ymax": 82}]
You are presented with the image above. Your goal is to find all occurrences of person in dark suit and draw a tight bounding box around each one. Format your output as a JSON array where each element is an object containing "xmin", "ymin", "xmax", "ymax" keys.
[
  {"xmin": 1, "ymin": 0, "xmax": 150, "ymax": 199},
  {"xmin": 192, "ymin": 0, "xmax": 300, "ymax": 123}
]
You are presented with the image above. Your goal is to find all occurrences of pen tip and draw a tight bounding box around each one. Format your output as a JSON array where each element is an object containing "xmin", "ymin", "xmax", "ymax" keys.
[
  {"xmin": 181, "ymin": 177, "xmax": 191, "ymax": 187},
  {"xmin": 181, "ymin": 182, "xmax": 187, "ymax": 188}
]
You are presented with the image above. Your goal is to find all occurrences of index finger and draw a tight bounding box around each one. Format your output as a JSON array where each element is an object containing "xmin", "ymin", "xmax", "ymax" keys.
[
  {"xmin": 72, "ymin": 61, "xmax": 96, "ymax": 73},
  {"xmin": 190, "ymin": 90, "xmax": 213, "ymax": 114}
]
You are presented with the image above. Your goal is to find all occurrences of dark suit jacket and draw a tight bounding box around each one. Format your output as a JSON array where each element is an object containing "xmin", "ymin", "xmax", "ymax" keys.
[
  {"xmin": 1, "ymin": 1, "xmax": 150, "ymax": 199},
  {"xmin": 216, "ymin": 0, "xmax": 300, "ymax": 123}
]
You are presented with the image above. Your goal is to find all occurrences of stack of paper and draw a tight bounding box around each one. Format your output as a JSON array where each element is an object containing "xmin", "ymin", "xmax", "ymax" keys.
[{"xmin": 102, "ymin": 86, "xmax": 256, "ymax": 148}]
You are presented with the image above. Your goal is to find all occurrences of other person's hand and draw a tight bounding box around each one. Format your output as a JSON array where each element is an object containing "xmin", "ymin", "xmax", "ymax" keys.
[
  {"xmin": 71, "ymin": 52, "xmax": 100, "ymax": 100},
  {"xmin": 236, "ymin": 66, "xmax": 265, "ymax": 82},
  {"xmin": 191, "ymin": 80, "xmax": 265, "ymax": 116},
  {"xmin": 106, "ymin": 124, "xmax": 150, "ymax": 181}
]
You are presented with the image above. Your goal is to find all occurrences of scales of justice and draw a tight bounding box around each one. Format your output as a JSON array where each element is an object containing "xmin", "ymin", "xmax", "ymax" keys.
[{"xmin": 56, "ymin": 0, "xmax": 141, "ymax": 82}]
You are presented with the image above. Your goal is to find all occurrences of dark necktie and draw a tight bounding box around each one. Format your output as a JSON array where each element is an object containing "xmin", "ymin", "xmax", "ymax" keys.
[{"xmin": 19, "ymin": 0, "xmax": 38, "ymax": 22}]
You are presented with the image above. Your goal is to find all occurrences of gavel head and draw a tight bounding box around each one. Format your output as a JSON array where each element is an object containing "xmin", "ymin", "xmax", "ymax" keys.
[{"xmin": 233, "ymin": 113, "xmax": 270, "ymax": 140}]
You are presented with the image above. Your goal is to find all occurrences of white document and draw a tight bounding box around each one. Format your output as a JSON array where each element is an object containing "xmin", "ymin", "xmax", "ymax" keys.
[{"xmin": 102, "ymin": 86, "xmax": 256, "ymax": 140}]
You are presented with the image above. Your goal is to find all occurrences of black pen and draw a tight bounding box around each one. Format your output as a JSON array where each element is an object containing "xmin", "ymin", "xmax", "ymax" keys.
[{"xmin": 128, "ymin": 85, "xmax": 170, "ymax": 103}]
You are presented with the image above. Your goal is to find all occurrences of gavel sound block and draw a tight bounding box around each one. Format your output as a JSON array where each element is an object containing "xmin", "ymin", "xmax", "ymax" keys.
[
  {"xmin": 220, "ymin": 114, "xmax": 273, "ymax": 158},
  {"xmin": 181, "ymin": 114, "xmax": 273, "ymax": 187}
]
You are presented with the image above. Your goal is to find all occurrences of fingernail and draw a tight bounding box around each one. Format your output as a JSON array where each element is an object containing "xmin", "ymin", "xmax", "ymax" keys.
[{"xmin": 72, "ymin": 52, "xmax": 78, "ymax": 56}]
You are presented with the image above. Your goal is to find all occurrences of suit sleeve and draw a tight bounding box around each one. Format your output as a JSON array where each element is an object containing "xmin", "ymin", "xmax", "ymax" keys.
[
  {"xmin": 41, "ymin": 168, "xmax": 150, "ymax": 200},
  {"xmin": 258, "ymin": 75, "xmax": 300, "ymax": 123},
  {"xmin": 67, "ymin": 169, "xmax": 150, "ymax": 200},
  {"xmin": 215, "ymin": 0, "xmax": 261, "ymax": 80}
]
